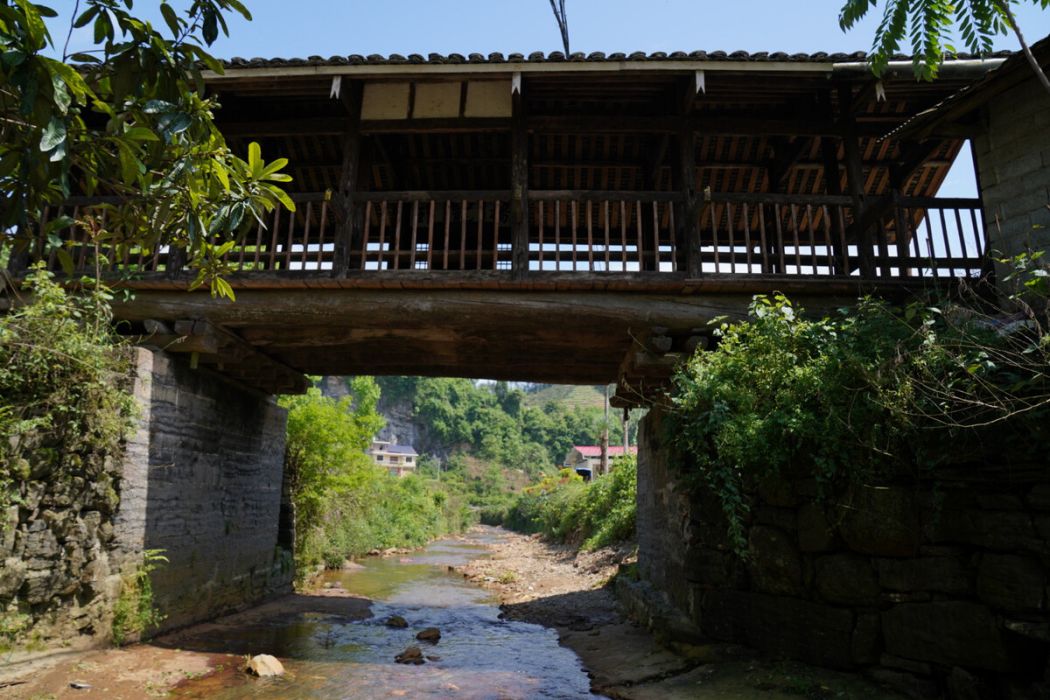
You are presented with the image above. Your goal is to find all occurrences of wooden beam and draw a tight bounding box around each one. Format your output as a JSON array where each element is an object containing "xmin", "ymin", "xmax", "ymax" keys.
[{"xmin": 219, "ymin": 114, "xmax": 904, "ymax": 139}]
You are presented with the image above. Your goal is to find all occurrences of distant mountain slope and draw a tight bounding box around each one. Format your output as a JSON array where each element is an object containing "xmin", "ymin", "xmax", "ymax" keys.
[{"xmin": 524, "ymin": 384, "xmax": 606, "ymax": 412}]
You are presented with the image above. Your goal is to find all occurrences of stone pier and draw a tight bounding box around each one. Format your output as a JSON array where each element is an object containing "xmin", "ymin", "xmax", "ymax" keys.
[{"xmin": 117, "ymin": 348, "xmax": 292, "ymax": 631}]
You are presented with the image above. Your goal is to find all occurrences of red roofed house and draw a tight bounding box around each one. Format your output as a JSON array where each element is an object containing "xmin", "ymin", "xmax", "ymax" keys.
[{"xmin": 564, "ymin": 445, "xmax": 638, "ymax": 480}]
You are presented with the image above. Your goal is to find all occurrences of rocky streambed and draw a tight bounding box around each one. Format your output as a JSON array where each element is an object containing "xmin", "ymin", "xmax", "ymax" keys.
[{"xmin": 3, "ymin": 526, "xmax": 907, "ymax": 700}]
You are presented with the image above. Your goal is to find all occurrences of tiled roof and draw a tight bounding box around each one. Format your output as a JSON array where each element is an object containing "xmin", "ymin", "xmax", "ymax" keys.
[
  {"xmin": 573, "ymin": 445, "xmax": 638, "ymax": 458},
  {"xmin": 386, "ymin": 445, "xmax": 418, "ymax": 456},
  {"xmin": 221, "ymin": 49, "xmax": 1011, "ymax": 69}
]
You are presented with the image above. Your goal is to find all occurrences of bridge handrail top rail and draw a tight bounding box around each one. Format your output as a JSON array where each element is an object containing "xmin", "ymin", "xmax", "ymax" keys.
[{"xmin": 50, "ymin": 191, "xmax": 984, "ymax": 210}]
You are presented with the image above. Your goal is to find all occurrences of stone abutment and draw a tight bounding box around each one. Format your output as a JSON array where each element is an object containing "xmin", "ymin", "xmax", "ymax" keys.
[{"xmin": 628, "ymin": 407, "xmax": 1050, "ymax": 698}]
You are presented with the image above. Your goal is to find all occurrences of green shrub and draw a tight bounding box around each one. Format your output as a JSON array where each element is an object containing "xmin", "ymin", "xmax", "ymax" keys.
[
  {"xmin": 111, "ymin": 549, "xmax": 167, "ymax": 645},
  {"xmin": 0, "ymin": 265, "xmax": 134, "ymax": 533},
  {"xmin": 501, "ymin": 459, "xmax": 637, "ymax": 550},
  {"xmin": 670, "ymin": 279, "xmax": 1050, "ymax": 552},
  {"xmin": 279, "ymin": 382, "xmax": 477, "ymax": 582}
]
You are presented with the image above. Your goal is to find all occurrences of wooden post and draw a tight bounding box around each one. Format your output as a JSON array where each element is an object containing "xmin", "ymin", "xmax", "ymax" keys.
[
  {"xmin": 838, "ymin": 84, "xmax": 875, "ymax": 278},
  {"xmin": 892, "ymin": 188, "xmax": 912, "ymax": 276},
  {"xmin": 166, "ymin": 245, "xmax": 186, "ymax": 280},
  {"xmin": 677, "ymin": 120, "xmax": 701, "ymax": 277},
  {"xmin": 511, "ymin": 73, "xmax": 530, "ymax": 279},
  {"xmin": 820, "ymin": 136, "xmax": 848, "ymax": 275},
  {"xmin": 333, "ymin": 80, "xmax": 364, "ymax": 277},
  {"xmin": 674, "ymin": 75, "xmax": 701, "ymax": 277}
]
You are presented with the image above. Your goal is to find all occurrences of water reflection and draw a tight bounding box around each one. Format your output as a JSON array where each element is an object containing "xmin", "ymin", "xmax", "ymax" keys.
[{"xmin": 174, "ymin": 528, "xmax": 602, "ymax": 699}]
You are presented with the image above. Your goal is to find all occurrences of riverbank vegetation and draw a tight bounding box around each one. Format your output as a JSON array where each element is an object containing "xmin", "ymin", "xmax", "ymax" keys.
[
  {"xmin": 280, "ymin": 379, "xmax": 474, "ymax": 582},
  {"xmin": 669, "ymin": 256, "xmax": 1050, "ymax": 551},
  {"xmin": 494, "ymin": 457, "xmax": 638, "ymax": 551},
  {"xmin": 283, "ymin": 376, "xmax": 640, "ymax": 576},
  {"xmin": 0, "ymin": 267, "xmax": 134, "ymax": 528}
]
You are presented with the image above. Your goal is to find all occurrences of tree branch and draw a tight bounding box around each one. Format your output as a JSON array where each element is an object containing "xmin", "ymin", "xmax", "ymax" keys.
[{"xmin": 995, "ymin": 0, "xmax": 1050, "ymax": 97}]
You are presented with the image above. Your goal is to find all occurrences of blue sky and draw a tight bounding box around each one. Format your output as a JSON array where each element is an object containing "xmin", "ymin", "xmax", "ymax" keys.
[{"xmin": 52, "ymin": 1, "xmax": 1050, "ymax": 195}]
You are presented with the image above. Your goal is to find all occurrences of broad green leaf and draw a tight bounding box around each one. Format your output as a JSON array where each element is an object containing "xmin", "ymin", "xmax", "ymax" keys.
[
  {"xmin": 260, "ymin": 157, "xmax": 289, "ymax": 178},
  {"xmin": 39, "ymin": 116, "xmax": 66, "ymax": 152},
  {"xmin": 124, "ymin": 126, "xmax": 159, "ymax": 141},
  {"xmin": 248, "ymin": 141, "xmax": 262, "ymax": 177},
  {"xmin": 13, "ymin": 0, "xmax": 48, "ymax": 48},
  {"xmin": 50, "ymin": 72, "xmax": 71, "ymax": 114},
  {"xmin": 43, "ymin": 58, "xmax": 92, "ymax": 101},
  {"xmin": 73, "ymin": 5, "xmax": 100, "ymax": 28},
  {"xmin": 159, "ymin": 3, "xmax": 181, "ymax": 36},
  {"xmin": 266, "ymin": 183, "xmax": 297, "ymax": 212},
  {"xmin": 213, "ymin": 163, "xmax": 231, "ymax": 191}
]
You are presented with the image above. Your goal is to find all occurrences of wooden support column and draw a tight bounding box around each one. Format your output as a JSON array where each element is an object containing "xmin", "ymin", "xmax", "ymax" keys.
[
  {"xmin": 166, "ymin": 246, "xmax": 187, "ymax": 280},
  {"xmin": 333, "ymin": 80, "xmax": 364, "ymax": 276},
  {"xmin": 511, "ymin": 73, "xmax": 530, "ymax": 279},
  {"xmin": 677, "ymin": 121, "xmax": 701, "ymax": 276},
  {"xmin": 820, "ymin": 136, "xmax": 849, "ymax": 275},
  {"xmin": 838, "ymin": 84, "xmax": 875, "ymax": 278},
  {"xmin": 673, "ymin": 75, "xmax": 701, "ymax": 277}
]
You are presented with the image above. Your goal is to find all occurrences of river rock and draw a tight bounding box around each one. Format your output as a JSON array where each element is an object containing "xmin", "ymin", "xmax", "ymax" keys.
[
  {"xmin": 385, "ymin": 615, "xmax": 409, "ymax": 628},
  {"xmin": 416, "ymin": 627, "xmax": 441, "ymax": 643},
  {"xmin": 246, "ymin": 654, "xmax": 285, "ymax": 677},
  {"xmin": 395, "ymin": 645, "xmax": 425, "ymax": 664}
]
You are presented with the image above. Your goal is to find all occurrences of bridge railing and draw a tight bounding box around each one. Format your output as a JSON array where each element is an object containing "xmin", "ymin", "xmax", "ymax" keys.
[
  {"xmin": 699, "ymin": 193, "xmax": 988, "ymax": 279},
  {"xmin": 528, "ymin": 192, "xmax": 680, "ymax": 272},
  {"xmin": 4, "ymin": 191, "xmax": 988, "ymax": 281}
]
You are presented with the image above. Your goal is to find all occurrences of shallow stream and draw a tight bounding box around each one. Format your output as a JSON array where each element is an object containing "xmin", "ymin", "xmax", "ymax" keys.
[{"xmin": 173, "ymin": 527, "xmax": 602, "ymax": 699}]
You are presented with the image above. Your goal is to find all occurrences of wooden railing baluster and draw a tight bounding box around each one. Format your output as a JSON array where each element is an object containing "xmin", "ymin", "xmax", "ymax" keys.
[{"xmin": 12, "ymin": 191, "xmax": 989, "ymax": 284}]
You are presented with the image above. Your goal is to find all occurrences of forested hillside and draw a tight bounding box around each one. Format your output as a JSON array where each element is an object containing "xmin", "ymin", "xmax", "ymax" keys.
[{"xmin": 372, "ymin": 377, "xmax": 636, "ymax": 476}]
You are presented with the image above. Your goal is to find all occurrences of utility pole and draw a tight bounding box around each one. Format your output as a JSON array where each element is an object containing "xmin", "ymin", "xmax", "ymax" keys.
[
  {"xmin": 600, "ymin": 384, "xmax": 610, "ymax": 477},
  {"xmin": 622, "ymin": 408, "xmax": 630, "ymax": 453}
]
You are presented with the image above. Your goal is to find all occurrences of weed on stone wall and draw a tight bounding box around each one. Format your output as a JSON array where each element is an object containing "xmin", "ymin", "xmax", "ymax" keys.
[{"xmin": 111, "ymin": 549, "xmax": 167, "ymax": 646}]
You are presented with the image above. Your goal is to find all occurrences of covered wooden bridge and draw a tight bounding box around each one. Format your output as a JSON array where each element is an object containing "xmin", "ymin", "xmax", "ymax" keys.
[{"xmin": 5, "ymin": 50, "xmax": 1004, "ymax": 399}]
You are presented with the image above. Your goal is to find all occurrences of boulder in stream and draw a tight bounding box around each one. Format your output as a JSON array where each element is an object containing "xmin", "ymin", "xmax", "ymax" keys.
[
  {"xmin": 395, "ymin": 645, "xmax": 425, "ymax": 665},
  {"xmin": 416, "ymin": 627, "xmax": 441, "ymax": 643},
  {"xmin": 385, "ymin": 615, "xmax": 409, "ymax": 628},
  {"xmin": 246, "ymin": 654, "xmax": 285, "ymax": 677}
]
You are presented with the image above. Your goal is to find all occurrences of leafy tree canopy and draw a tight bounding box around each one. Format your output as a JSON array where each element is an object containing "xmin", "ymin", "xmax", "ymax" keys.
[
  {"xmin": 0, "ymin": 0, "xmax": 293, "ymax": 297},
  {"xmin": 840, "ymin": 0, "xmax": 1050, "ymax": 88}
]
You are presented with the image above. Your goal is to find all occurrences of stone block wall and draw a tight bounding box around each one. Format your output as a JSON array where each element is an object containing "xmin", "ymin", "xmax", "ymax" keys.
[
  {"xmin": 118, "ymin": 349, "xmax": 292, "ymax": 631},
  {"xmin": 973, "ymin": 73, "xmax": 1050, "ymax": 266},
  {"xmin": 1, "ymin": 348, "xmax": 292, "ymax": 651},
  {"xmin": 635, "ymin": 408, "xmax": 1050, "ymax": 697}
]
